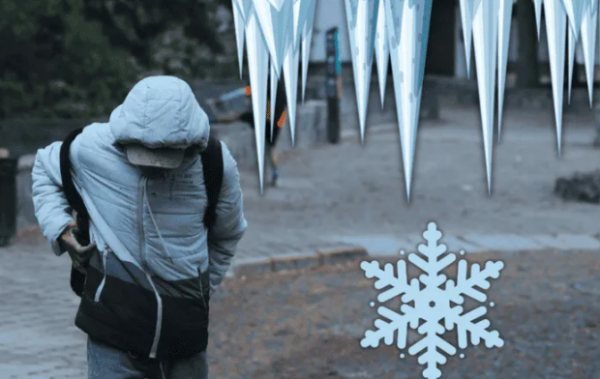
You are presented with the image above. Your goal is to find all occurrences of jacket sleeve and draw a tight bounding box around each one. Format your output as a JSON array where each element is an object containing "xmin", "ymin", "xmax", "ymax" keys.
[
  {"xmin": 31, "ymin": 141, "xmax": 74, "ymax": 256},
  {"xmin": 207, "ymin": 142, "xmax": 248, "ymax": 295}
]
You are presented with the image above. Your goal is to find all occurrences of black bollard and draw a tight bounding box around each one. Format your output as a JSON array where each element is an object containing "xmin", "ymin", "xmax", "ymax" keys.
[
  {"xmin": 0, "ymin": 154, "xmax": 18, "ymax": 246},
  {"xmin": 325, "ymin": 27, "xmax": 342, "ymax": 144}
]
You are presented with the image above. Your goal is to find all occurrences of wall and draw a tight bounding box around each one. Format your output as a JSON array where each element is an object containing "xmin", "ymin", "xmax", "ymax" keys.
[{"xmin": 310, "ymin": 0, "xmax": 351, "ymax": 63}]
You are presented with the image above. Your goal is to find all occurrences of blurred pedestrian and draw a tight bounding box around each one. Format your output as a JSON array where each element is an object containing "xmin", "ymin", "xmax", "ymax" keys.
[
  {"xmin": 216, "ymin": 78, "xmax": 287, "ymax": 187},
  {"xmin": 32, "ymin": 76, "xmax": 247, "ymax": 379}
]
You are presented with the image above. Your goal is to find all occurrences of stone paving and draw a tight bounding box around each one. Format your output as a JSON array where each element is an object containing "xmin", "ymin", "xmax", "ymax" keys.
[
  {"xmin": 2, "ymin": 106, "xmax": 600, "ymax": 377},
  {"xmin": 236, "ymin": 105, "xmax": 600, "ymax": 261}
]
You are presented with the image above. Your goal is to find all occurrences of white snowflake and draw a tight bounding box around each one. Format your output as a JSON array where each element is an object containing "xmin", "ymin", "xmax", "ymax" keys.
[{"xmin": 360, "ymin": 222, "xmax": 504, "ymax": 379}]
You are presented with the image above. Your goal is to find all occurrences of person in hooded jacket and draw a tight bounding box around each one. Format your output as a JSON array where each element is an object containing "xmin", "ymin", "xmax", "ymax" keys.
[{"xmin": 32, "ymin": 76, "xmax": 247, "ymax": 379}]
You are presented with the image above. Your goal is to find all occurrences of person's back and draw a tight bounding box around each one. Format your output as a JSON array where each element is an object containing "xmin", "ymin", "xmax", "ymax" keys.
[{"xmin": 32, "ymin": 76, "xmax": 247, "ymax": 378}]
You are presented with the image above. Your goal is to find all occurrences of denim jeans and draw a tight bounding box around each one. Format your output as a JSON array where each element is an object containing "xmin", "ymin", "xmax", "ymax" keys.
[{"xmin": 87, "ymin": 336, "xmax": 208, "ymax": 379}]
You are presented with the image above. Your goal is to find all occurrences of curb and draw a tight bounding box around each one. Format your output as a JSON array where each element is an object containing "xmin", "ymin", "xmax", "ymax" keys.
[{"xmin": 232, "ymin": 246, "xmax": 369, "ymax": 278}]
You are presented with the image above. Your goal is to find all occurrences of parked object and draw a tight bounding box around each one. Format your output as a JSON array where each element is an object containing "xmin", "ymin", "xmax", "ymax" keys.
[
  {"xmin": 0, "ymin": 155, "xmax": 18, "ymax": 246},
  {"xmin": 555, "ymin": 170, "xmax": 600, "ymax": 204},
  {"xmin": 326, "ymin": 27, "xmax": 342, "ymax": 144}
]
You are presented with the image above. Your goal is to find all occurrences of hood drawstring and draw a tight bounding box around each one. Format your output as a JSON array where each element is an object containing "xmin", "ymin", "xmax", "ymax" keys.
[
  {"xmin": 159, "ymin": 361, "xmax": 167, "ymax": 379},
  {"xmin": 143, "ymin": 179, "xmax": 174, "ymax": 263}
]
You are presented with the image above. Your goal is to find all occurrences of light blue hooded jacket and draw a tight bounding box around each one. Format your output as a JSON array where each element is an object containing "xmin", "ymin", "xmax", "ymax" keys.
[
  {"xmin": 32, "ymin": 76, "xmax": 247, "ymax": 358},
  {"xmin": 32, "ymin": 76, "xmax": 247, "ymax": 299}
]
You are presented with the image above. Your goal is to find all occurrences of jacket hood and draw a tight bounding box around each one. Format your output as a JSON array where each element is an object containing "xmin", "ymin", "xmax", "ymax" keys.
[{"xmin": 109, "ymin": 76, "xmax": 209, "ymax": 149}]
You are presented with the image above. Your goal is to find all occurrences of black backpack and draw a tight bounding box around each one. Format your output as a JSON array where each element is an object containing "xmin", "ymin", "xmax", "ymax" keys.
[{"xmin": 59, "ymin": 128, "xmax": 224, "ymax": 297}]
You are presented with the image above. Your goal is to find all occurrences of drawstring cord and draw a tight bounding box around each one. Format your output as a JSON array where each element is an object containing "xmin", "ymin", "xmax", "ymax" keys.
[
  {"xmin": 143, "ymin": 180, "xmax": 174, "ymax": 263},
  {"xmin": 159, "ymin": 361, "xmax": 167, "ymax": 379}
]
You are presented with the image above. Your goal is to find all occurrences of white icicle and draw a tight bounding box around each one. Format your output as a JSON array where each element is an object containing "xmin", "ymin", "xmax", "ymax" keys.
[
  {"xmin": 543, "ymin": 0, "xmax": 568, "ymax": 156},
  {"xmin": 375, "ymin": 0, "xmax": 390, "ymax": 109},
  {"xmin": 270, "ymin": 63, "xmax": 278, "ymax": 140},
  {"xmin": 232, "ymin": 0, "xmax": 254, "ymax": 78},
  {"xmin": 232, "ymin": 1, "xmax": 246, "ymax": 78},
  {"xmin": 245, "ymin": 9, "xmax": 270, "ymax": 193},
  {"xmin": 300, "ymin": 0, "xmax": 317, "ymax": 103},
  {"xmin": 581, "ymin": 2, "xmax": 597, "ymax": 107},
  {"xmin": 252, "ymin": 0, "xmax": 294, "ymax": 78},
  {"xmin": 459, "ymin": 0, "xmax": 474, "ymax": 77},
  {"xmin": 567, "ymin": 27, "xmax": 577, "ymax": 103},
  {"xmin": 385, "ymin": 0, "xmax": 432, "ymax": 200},
  {"xmin": 562, "ymin": 0, "xmax": 586, "ymax": 37},
  {"xmin": 498, "ymin": 0, "xmax": 514, "ymax": 140},
  {"xmin": 292, "ymin": 0, "xmax": 315, "ymax": 52},
  {"xmin": 283, "ymin": 40, "xmax": 300, "ymax": 146},
  {"xmin": 472, "ymin": 0, "xmax": 499, "ymax": 193},
  {"xmin": 344, "ymin": 0, "xmax": 380, "ymax": 144},
  {"xmin": 533, "ymin": 0, "xmax": 543, "ymax": 40}
]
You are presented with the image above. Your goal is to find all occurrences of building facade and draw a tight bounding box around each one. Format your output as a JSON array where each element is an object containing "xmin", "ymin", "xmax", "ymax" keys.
[{"xmin": 309, "ymin": 0, "xmax": 599, "ymax": 80}]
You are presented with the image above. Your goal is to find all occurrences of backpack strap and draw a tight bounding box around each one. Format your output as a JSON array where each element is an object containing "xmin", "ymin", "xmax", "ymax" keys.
[
  {"xmin": 200, "ymin": 136, "xmax": 224, "ymax": 229},
  {"xmin": 60, "ymin": 127, "xmax": 90, "ymax": 244},
  {"xmin": 59, "ymin": 127, "xmax": 89, "ymax": 297}
]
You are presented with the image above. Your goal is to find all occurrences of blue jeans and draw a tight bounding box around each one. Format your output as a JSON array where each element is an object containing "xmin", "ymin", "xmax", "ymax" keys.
[{"xmin": 87, "ymin": 336, "xmax": 208, "ymax": 379}]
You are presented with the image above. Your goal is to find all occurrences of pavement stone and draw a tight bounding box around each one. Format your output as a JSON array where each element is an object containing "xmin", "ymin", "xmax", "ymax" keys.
[
  {"xmin": 331, "ymin": 235, "xmax": 416, "ymax": 257},
  {"xmin": 462, "ymin": 234, "xmax": 546, "ymax": 252},
  {"xmin": 271, "ymin": 251, "xmax": 322, "ymax": 272},
  {"xmin": 531, "ymin": 234, "xmax": 600, "ymax": 250},
  {"xmin": 232, "ymin": 256, "xmax": 273, "ymax": 277},
  {"xmin": 316, "ymin": 247, "xmax": 368, "ymax": 265}
]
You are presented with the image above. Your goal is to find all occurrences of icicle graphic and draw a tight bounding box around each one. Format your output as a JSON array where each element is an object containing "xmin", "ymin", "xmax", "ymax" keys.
[
  {"xmin": 344, "ymin": 0, "xmax": 380, "ymax": 144},
  {"xmin": 252, "ymin": 0, "xmax": 294, "ymax": 78},
  {"xmin": 562, "ymin": 0, "xmax": 585, "ymax": 103},
  {"xmin": 283, "ymin": 36, "xmax": 300, "ymax": 146},
  {"xmin": 543, "ymin": 0, "xmax": 568, "ymax": 156},
  {"xmin": 567, "ymin": 27, "xmax": 577, "ymax": 103},
  {"xmin": 471, "ymin": 0, "xmax": 499, "ymax": 193},
  {"xmin": 232, "ymin": 0, "xmax": 254, "ymax": 78},
  {"xmin": 498, "ymin": 0, "xmax": 514, "ymax": 140},
  {"xmin": 375, "ymin": 0, "xmax": 390, "ymax": 109},
  {"xmin": 292, "ymin": 0, "xmax": 315, "ymax": 52},
  {"xmin": 562, "ymin": 0, "xmax": 586, "ymax": 36},
  {"xmin": 270, "ymin": 63, "xmax": 278, "ymax": 140},
  {"xmin": 459, "ymin": 0, "xmax": 474, "ymax": 77},
  {"xmin": 385, "ymin": 0, "xmax": 432, "ymax": 200},
  {"xmin": 232, "ymin": 1, "xmax": 247, "ymax": 78},
  {"xmin": 301, "ymin": 0, "xmax": 317, "ymax": 103},
  {"xmin": 246, "ymin": 9, "xmax": 270, "ymax": 193},
  {"xmin": 533, "ymin": 0, "xmax": 543, "ymax": 40},
  {"xmin": 581, "ymin": 2, "xmax": 597, "ymax": 107}
]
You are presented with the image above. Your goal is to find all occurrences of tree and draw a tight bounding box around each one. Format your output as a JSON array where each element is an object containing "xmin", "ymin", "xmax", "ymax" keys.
[
  {"xmin": 0, "ymin": 0, "xmax": 235, "ymax": 119},
  {"xmin": 82, "ymin": 0, "xmax": 231, "ymax": 71},
  {"xmin": 0, "ymin": 0, "xmax": 138, "ymax": 118}
]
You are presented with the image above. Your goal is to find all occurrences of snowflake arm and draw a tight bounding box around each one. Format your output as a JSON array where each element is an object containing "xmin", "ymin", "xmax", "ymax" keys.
[
  {"xmin": 446, "ymin": 306, "xmax": 504, "ymax": 350},
  {"xmin": 361, "ymin": 305, "xmax": 417, "ymax": 350},
  {"xmin": 361, "ymin": 260, "xmax": 420, "ymax": 303},
  {"xmin": 445, "ymin": 260, "xmax": 504, "ymax": 304},
  {"xmin": 409, "ymin": 332, "xmax": 457, "ymax": 379}
]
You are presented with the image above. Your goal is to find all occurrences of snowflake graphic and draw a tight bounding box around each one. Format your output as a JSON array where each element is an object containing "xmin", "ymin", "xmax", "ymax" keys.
[{"xmin": 360, "ymin": 222, "xmax": 504, "ymax": 379}]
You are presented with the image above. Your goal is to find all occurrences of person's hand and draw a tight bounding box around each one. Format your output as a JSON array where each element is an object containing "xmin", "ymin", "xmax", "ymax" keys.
[{"xmin": 59, "ymin": 223, "xmax": 96, "ymax": 271}]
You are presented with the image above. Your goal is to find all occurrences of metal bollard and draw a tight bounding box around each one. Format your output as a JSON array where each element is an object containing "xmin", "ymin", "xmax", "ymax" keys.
[
  {"xmin": 0, "ymin": 152, "xmax": 18, "ymax": 246},
  {"xmin": 325, "ymin": 27, "xmax": 342, "ymax": 144}
]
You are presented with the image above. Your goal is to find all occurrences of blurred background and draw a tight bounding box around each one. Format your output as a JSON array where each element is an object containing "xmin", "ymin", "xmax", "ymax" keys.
[{"xmin": 2, "ymin": 0, "xmax": 600, "ymax": 378}]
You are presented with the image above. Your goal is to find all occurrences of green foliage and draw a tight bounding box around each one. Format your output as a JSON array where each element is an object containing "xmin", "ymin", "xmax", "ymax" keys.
[
  {"xmin": 0, "ymin": 0, "xmax": 234, "ymax": 119},
  {"xmin": 0, "ymin": 0, "xmax": 138, "ymax": 118}
]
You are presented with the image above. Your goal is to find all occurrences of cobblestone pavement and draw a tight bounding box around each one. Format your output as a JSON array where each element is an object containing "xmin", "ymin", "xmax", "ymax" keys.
[
  {"xmin": 237, "ymin": 106, "xmax": 600, "ymax": 259},
  {"xmin": 2, "ymin": 106, "xmax": 600, "ymax": 378},
  {"xmin": 3, "ymin": 245, "xmax": 600, "ymax": 378}
]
